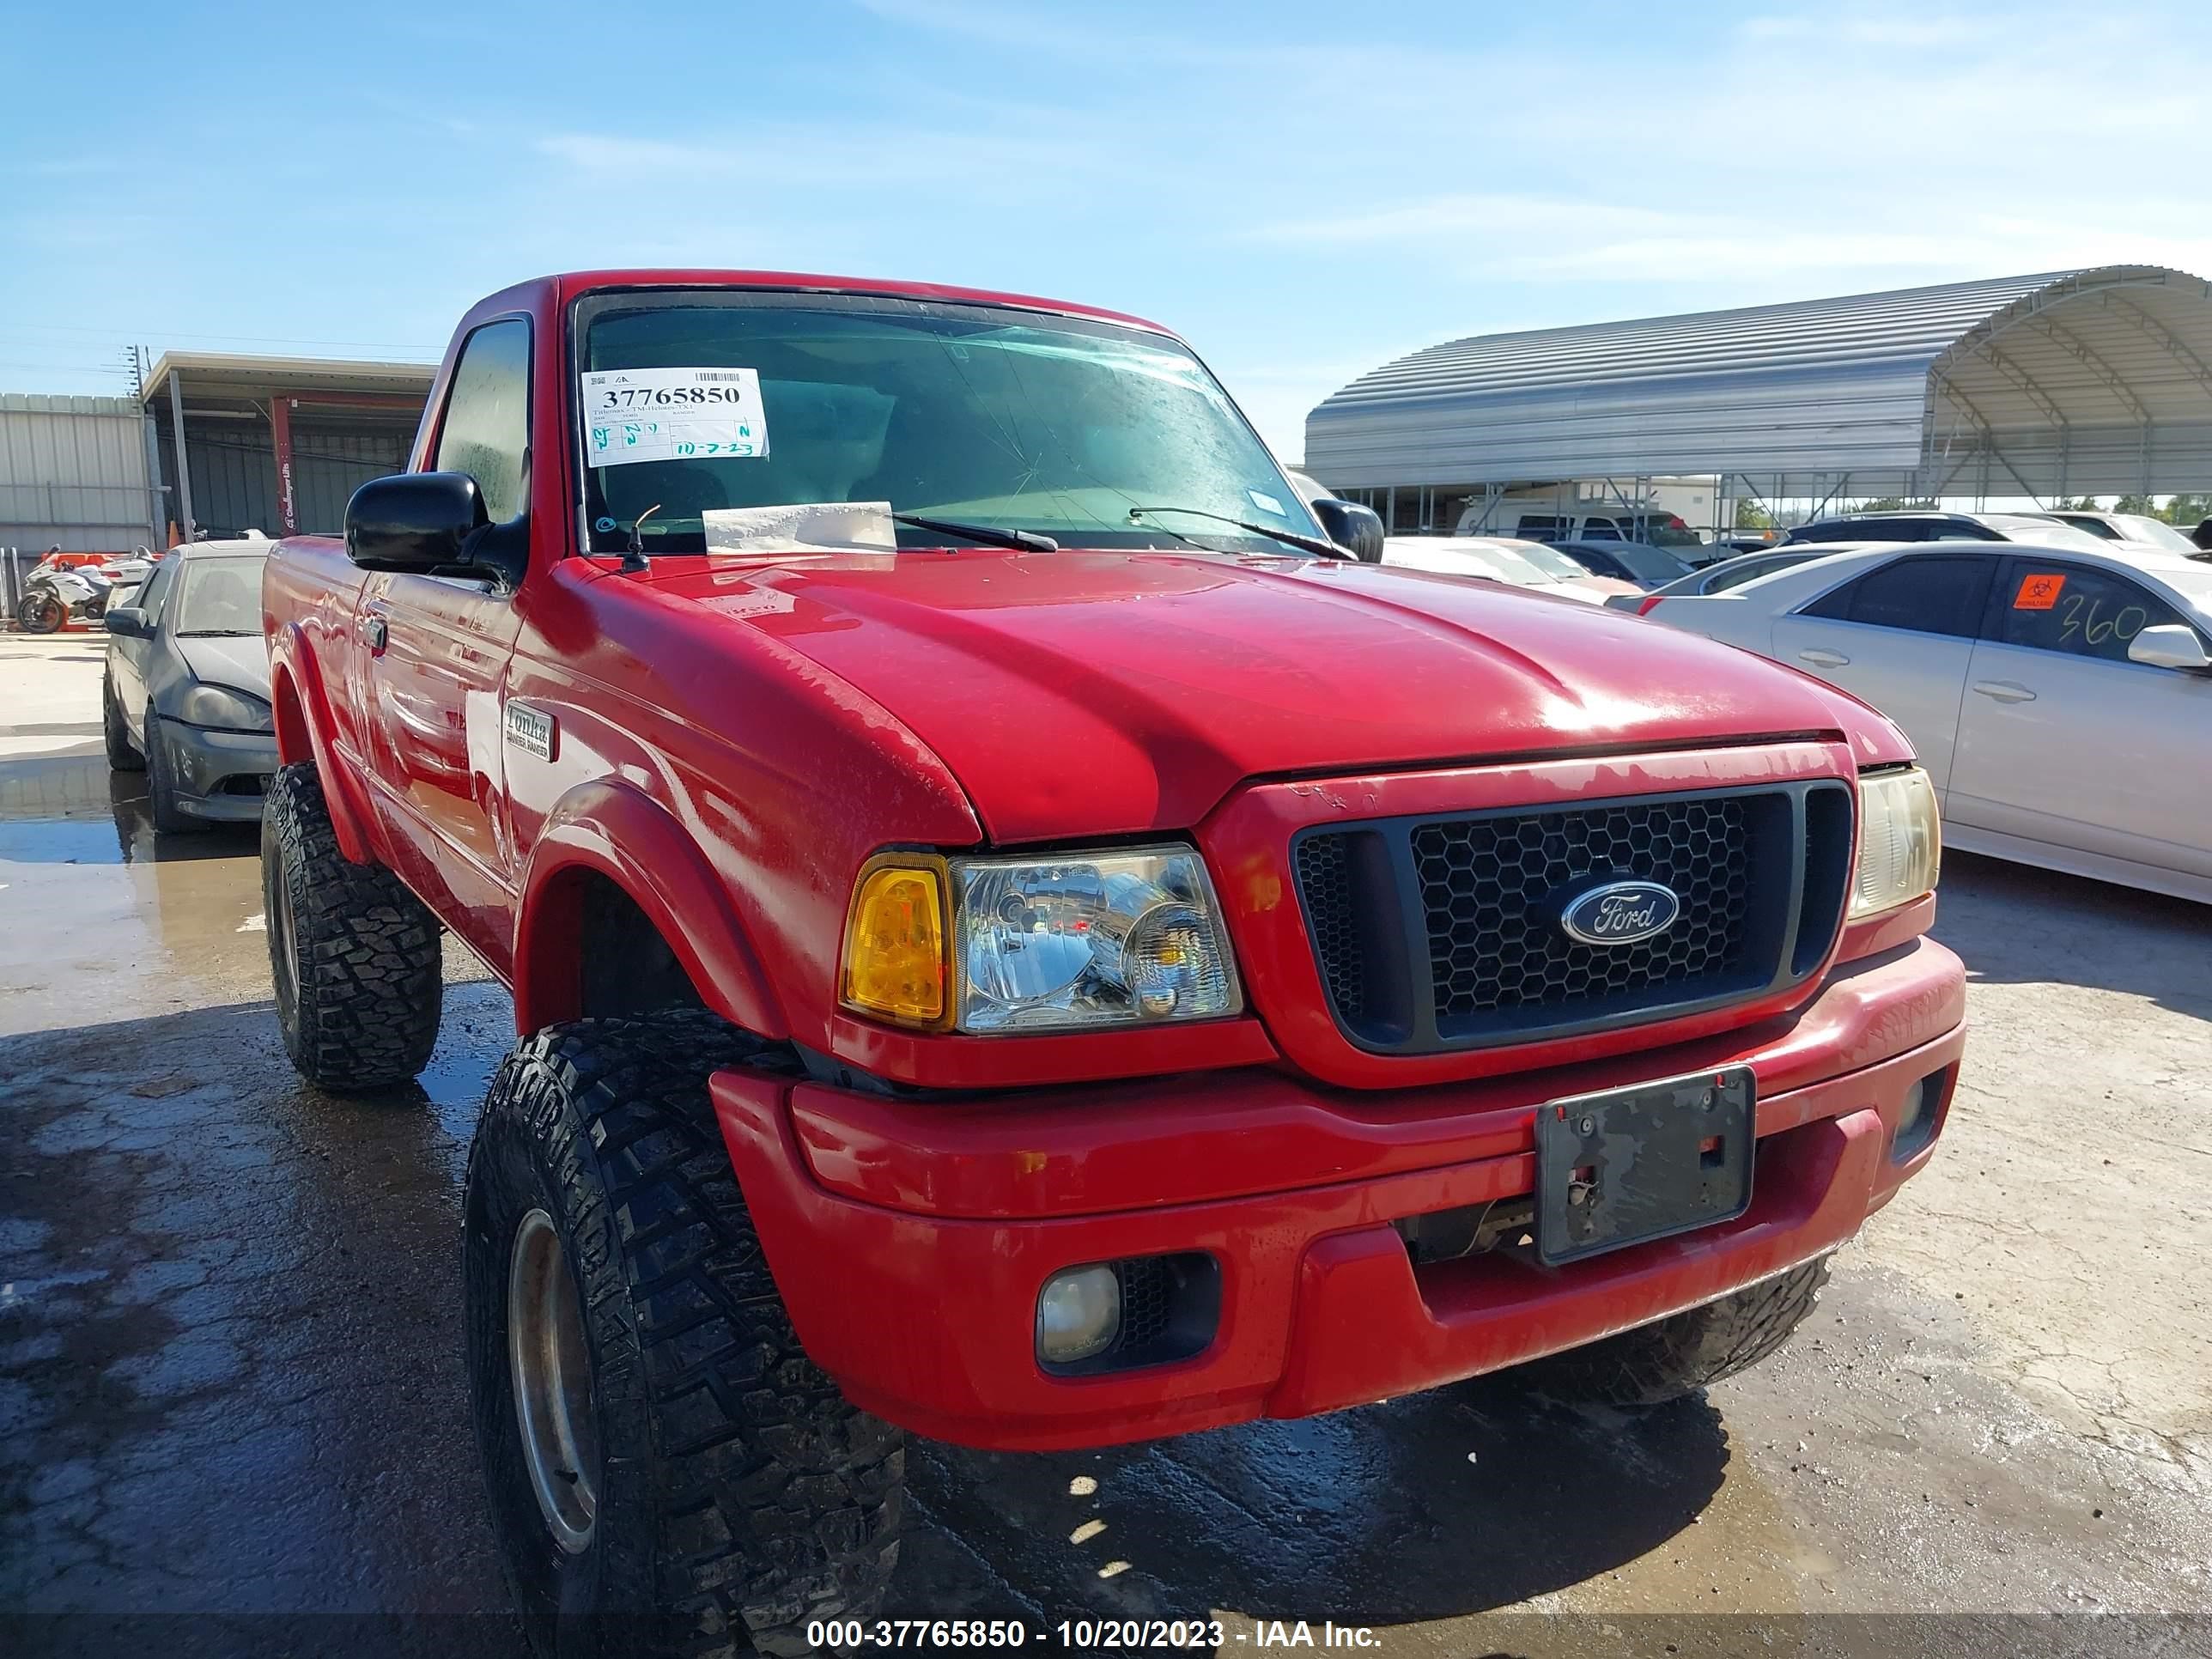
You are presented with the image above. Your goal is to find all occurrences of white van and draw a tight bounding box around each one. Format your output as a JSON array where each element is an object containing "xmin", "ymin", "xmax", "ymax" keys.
[{"xmin": 1451, "ymin": 504, "xmax": 1705, "ymax": 549}]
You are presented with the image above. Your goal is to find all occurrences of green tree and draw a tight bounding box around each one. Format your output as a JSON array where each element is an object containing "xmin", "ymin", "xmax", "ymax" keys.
[
  {"xmin": 2161, "ymin": 492, "xmax": 2212, "ymax": 525},
  {"xmin": 1847, "ymin": 497, "xmax": 1936, "ymax": 514},
  {"xmin": 2114, "ymin": 493, "xmax": 2159, "ymax": 516},
  {"xmin": 1734, "ymin": 499, "xmax": 1775, "ymax": 531}
]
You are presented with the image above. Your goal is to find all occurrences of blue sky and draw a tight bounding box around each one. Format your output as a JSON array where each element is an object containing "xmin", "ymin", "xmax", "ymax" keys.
[{"xmin": 5, "ymin": 0, "xmax": 2210, "ymax": 458}]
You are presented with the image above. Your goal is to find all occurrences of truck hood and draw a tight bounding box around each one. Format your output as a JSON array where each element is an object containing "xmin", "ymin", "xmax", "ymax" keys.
[
  {"xmin": 647, "ymin": 550, "xmax": 1891, "ymax": 843},
  {"xmin": 175, "ymin": 635, "xmax": 272, "ymax": 699}
]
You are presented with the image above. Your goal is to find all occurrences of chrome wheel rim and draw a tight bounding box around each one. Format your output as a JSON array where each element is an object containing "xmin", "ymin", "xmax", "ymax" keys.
[{"xmin": 507, "ymin": 1208, "xmax": 599, "ymax": 1553}]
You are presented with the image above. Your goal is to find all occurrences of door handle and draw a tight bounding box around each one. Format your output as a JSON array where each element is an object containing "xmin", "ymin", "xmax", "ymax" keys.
[
  {"xmin": 1972, "ymin": 680, "xmax": 2036, "ymax": 704},
  {"xmin": 1796, "ymin": 647, "xmax": 1850, "ymax": 667},
  {"xmin": 363, "ymin": 616, "xmax": 389, "ymax": 654}
]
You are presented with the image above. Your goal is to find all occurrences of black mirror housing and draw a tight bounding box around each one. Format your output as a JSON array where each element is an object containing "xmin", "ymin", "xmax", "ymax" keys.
[
  {"xmin": 1311, "ymin": 497, "xmax": 1386, "ymax": 563},
  {"xmin": 104, "ymin": 606, "xmax": 152, "ymax": 639},
  {"xmin": 344, "ymin": 471, "xmax": 493, "ymax": 574}
]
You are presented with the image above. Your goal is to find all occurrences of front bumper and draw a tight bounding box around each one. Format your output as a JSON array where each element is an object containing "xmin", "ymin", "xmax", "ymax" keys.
[
  {"xmin": 713, "ymin": 935, "xmax": 1964, "ymax": 1452},
  {"xmin": 155, "ymin": 719, "xmax": 278, "ymax": 821}
]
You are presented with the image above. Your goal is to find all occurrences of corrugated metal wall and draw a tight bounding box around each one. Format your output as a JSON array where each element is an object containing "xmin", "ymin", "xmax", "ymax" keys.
[
  {"xmin": 0, "ymin": 393, "xmax": 155, "ymax": 551},
  {"xmin": 166, "ymin": 421, "xmax": 408, "ymax": 538}
]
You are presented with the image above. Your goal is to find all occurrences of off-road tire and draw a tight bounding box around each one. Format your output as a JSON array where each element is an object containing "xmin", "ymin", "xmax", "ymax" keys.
[
  {"xmin": 103, "ymin": 670, "xmax": 143, "ymax": 770},
  {"xmin": 464, "ymin": 1012, "xmax": 903, "ymax": 1659},
  {"xmin": 1516, "ymin": 1255, "xmax": 1832, "ymax": 1407},
  {"xmin": 144, "ymin": 704, "xmax": 199, "ymax": 835},
  {"xmin": 262, "ymin": 760, "xmax": 441, "ymax": 1091},
  {"xmin": 17, "ymin": 588, "xmax": 65, "ymax": 634}
]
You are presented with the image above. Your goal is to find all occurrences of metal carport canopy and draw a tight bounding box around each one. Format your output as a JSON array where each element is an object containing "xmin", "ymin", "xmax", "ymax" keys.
[{"xmin": 1302, "ymin": 266, "xmax": 2212, "ymax": 500}]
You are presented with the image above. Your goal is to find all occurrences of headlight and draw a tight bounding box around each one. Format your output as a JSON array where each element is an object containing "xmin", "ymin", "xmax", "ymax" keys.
[
  {"xmin": 841, "ymin": 845, "xmax": 1243, "ymax": 1034},
  {"xmin": 1850, "ymin": 767, "xmax": 1940, "ymax": 920},
  {"xmin": 174, "ymin": 683, "xmax": 273, "ymax": 732}
]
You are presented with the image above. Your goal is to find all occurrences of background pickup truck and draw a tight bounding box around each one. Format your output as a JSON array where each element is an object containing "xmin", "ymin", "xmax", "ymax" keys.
[{"xmin": 258, "ymin": 270, "xmax": 1964, "ymax": 1657}]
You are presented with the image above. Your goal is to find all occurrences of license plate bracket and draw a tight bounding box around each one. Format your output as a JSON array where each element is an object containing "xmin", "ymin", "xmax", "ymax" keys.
[{"xmin": 1534, "ymin": 1066, "xmax": 1755, "ymax": 1266}]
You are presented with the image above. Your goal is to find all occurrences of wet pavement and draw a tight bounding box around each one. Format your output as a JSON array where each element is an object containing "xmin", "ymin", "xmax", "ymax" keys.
[{"xmin": 3, "ymin": 635, "xmax": 2209, "ymax": 1656}]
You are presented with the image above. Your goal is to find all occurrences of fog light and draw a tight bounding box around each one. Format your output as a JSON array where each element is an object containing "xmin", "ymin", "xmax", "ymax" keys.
[
  {"xmin": 1036, "ymin": 1265, "xmax": 1121, "ymax": 1365},
  {"xmin": 1892, "ymin": 1069, "xmax": 1945, "ymax": 1162}
]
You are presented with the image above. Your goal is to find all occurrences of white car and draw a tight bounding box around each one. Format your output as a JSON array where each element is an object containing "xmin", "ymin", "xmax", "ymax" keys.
[
  {"xmin": 1380, "ymin": 536, "xmax": 1642, "ymax": 605},
  {"xmin": 2044, "ymin": 509, "xmax": 2209, "ymax": 561},
  {"xmin": 1638, "ymin": 540, "xmax": 2212, "ymax": 902}
]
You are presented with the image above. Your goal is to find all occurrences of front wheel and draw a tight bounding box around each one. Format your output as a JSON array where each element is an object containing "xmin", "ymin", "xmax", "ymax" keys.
[
  {"xmin": 262, "ymin": 761, "xmax": 442, "ymax": 1091},
  {"xmin": 1510, "ymin": 1255, "xmax": 1832, "ymax": 1407},
  {"xmin": 465, "ymin": 1013, "xmax": 903, "ymax": 1659},
  {"xmin": 17, "ymin": 587, "xmax": 64, "ymax": 634},
  {"xmin": 144, "ymin": 705, "xmax": 199, "ymax": 835}
]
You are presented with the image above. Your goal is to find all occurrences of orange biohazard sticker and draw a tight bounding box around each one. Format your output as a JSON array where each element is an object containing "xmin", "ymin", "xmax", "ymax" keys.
[{"xmin": 2014, "ymin": 573, "xmax": 2065, "ymax": 610}]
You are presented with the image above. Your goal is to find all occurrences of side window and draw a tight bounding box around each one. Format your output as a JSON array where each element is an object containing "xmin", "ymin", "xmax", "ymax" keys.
[
  {"xmin": 1793, "ymin": 522, "xmax": 1846, "ymax": 543},
  {"xmin": 1516, "ymin": 514, "xmax": 1561, "ymax": 539},
  {"xmin": 434, "ymin": 319, "xmax": 531, "ymax": 524},
  {"xmin": 134, "ymin": 557, "xmax": 179, "ymax": 620},
  {"xmin": 1937, "ymin": 519, "xmax": 2004, "ymax": 541},
  {"xmin": 1581, "ymin": 519, "xmax": 1623, "ymax": 541},
  {"xmin": 1801, "ymin": 555, "xmax": 1993, "ymax": 637},
  {"xmin": 1993, "ymin": 563, "xmax": 2186, "ymax": 664}
]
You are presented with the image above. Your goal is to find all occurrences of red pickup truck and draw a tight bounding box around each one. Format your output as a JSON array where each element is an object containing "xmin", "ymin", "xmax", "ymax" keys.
[{"xmin": 260, "ymin": 270, "xmax": 1962, "ymax": 1655}]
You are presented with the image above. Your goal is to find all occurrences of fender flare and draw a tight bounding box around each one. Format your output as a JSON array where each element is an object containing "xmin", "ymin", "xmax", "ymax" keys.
[
  {"xmin": 268, "ymin": 620, "xmax": 378, "ymax": 866},
  {"xmin": 513, "ymin": 777, "xmax": 788, "ymax": 1042}
]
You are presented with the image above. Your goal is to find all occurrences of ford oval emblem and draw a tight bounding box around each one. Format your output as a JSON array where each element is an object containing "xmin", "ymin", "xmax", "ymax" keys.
[{"xmin": 1559, "ymin": 879, "xmax": 1680, "ymax": 947}]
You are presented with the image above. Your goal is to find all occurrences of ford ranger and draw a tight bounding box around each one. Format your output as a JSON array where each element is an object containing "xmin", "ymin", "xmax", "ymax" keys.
[{"xmin": 258, "ymin": 270, "xmax": 1963, "ymax": 1656}]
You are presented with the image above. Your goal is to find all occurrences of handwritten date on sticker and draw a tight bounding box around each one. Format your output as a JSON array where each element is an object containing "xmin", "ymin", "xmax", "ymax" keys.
[{"xmin": 2014, "ymin": 573, "xmax": 2065, "ymax": 611}]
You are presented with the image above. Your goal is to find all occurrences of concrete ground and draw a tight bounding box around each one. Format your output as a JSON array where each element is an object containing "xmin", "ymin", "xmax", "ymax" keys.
[{"xmin": 3, "ymin": 632, "xmax": 2208, "ymax": 1656}]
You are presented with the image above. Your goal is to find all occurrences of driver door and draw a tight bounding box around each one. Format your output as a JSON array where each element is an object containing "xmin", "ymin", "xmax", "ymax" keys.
[{"xmin": 361, "ymin": 319, "xmax": 531, "ymax": 943}]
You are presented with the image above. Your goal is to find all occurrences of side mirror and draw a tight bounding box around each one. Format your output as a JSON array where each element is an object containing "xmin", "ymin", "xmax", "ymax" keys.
[
  {"xmin": 2127, "ymin": 623, "xmax": 2212, "ymax": 672},
  {"xmin": 105, "ymin": 606, "xmax": 152, "ymax": 639},
  {"xmin": 1310, "ymin": 497, "xmax": 1385, "ymax": 562},
  {"xmin": 344, "ymin": 471, "xmax": 492, "ymax": 574}
]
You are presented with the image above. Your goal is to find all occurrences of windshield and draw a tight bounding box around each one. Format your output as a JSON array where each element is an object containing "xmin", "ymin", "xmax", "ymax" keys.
[
  {"xmin": 2118, "ymin": 514, "xmax": 2201, "ymax": 553},
  {"xmin": 172, "ymin": 556, "xmax": 265, "ymax": 636},
  {"xmin": 574, "ymin": 292, "xmax": 1317, "ymax": 557},
  {"xmin": 1598, "ymin": 542, "xmax": 1692, "ymax": 582},
  {"xmin": 2160, "ymin": 563, "xmax": 2212, "ymax": 614},
  {"xmin": 1500, "ymin": 541, "xmax": 1589, "ymax": 581}
]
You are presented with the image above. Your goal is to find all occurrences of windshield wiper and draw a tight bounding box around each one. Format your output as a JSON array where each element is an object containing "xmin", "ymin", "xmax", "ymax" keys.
[
  {"xmin": 892, "ymin": 514, "xmax": 1058, "ymax": 554},
  {"xmin": 1126, "ymin": 505, "xmax": 1351, "ymax": 560}
]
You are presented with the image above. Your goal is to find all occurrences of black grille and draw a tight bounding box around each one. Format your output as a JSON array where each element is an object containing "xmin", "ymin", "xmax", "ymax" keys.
[
  {"xmin": 1113, "ymin": 1257, "xmax": 1174, "ymax": 1354},
  {"xmin": 1295, "ymin": 833, "xmax": 1365, "ymax": 1022},
  {"xmin": 1293, "ymin": 781, "xmax": 1850, "ymax": 1054},
  {"xmin": 1413, "ymin": 797, "xmax": 1749, "ymax": 1021}
]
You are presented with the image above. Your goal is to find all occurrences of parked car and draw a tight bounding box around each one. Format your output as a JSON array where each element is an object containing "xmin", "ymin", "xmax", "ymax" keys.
[
  {"xmin": 1604, "ymin": 544, "xmax": 1878, "ymax": 612},
  {"xmin": 2045, "ymin": 509, "xmax": 2210, "ymax": 561},
  {"xmin": 1637, "ymin": 539, "xmax": 2212, "ymax": 902},
  {"xmin": 1782, "ymin": 508, "xmax": 2109, "ymax": 553},
  {"xmin": 1382, "ymin": 535, "xmax": 1643, "ymax": 604},
  {"xmin": 101, "ymin": 538, "xmax": 278, "ymax": 832},
  {"xmin": 261, "ymin": 270, "xmax": 1963, "ymax": 1648},
  {"xmin": 1550, "ymin": 538, "xmax": 1697, "ymax": 589}
]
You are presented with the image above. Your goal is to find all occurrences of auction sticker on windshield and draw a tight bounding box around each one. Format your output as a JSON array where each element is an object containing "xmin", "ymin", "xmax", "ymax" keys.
[{"xmin": 580, "ymin": 366, "xmax": 769, "ymax": 466}]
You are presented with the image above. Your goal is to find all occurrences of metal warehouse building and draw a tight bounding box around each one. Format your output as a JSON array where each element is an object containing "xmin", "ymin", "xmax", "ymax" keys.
[
  {"xmin": 1304, "ymin": 265, "xmax": 2212, "ymax": 534},
  {"xmin": 144, "ymin": 353, "xmax": 434, "ymax": 542}
]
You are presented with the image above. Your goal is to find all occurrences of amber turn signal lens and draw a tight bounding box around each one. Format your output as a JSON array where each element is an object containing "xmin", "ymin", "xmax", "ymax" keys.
[{"xmin": 842, "ymin": 863, "xmax": 948, "ymax": 1025}]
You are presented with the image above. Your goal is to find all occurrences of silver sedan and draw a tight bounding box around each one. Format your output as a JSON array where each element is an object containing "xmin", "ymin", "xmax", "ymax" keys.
[{"xmin": 1635, "ymin": 539, "xmax": 2212, "ymax": 903}]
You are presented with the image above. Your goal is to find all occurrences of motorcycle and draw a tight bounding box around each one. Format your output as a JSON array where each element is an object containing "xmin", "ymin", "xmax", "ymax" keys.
[{"xmin": 15, "ymin": 549, "xmax": 149, "ymax": 634}]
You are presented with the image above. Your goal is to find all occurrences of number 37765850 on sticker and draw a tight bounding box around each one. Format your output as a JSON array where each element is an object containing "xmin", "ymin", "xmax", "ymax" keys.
[{"xmin": 580, "ymin": 366, "xmax": 769, "ymax": 466}]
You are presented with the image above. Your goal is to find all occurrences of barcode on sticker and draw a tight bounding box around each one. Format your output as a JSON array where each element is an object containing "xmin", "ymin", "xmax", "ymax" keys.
[{"xmin": 696, "ymin": 372, "xmax": 749, "ymax": 382}]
